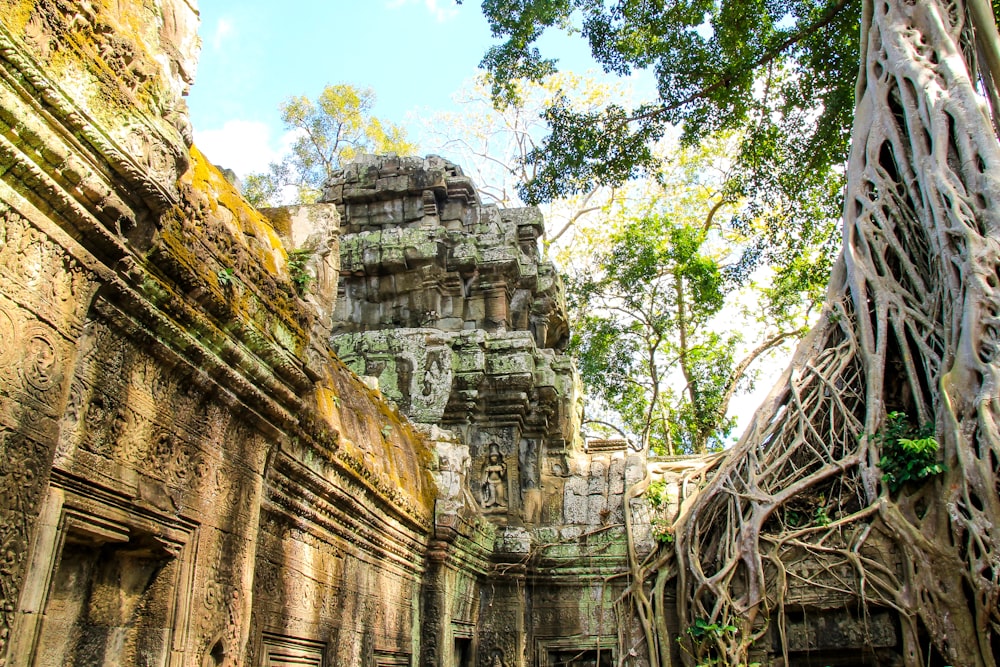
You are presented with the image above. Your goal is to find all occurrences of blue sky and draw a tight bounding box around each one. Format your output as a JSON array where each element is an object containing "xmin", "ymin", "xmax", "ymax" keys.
[{"xmin": 188, "ymin": 1, "xmax": 601, "ymax": 174}]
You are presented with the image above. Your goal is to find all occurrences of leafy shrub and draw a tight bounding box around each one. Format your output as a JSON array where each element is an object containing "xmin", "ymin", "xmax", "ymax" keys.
[
  {"xmin": 646, "ymin": 480, "xmax": 669, "ymax": 508},
  {"xmin": 874, "ymin": 412, "xmax": 945, "ymax": 493}
]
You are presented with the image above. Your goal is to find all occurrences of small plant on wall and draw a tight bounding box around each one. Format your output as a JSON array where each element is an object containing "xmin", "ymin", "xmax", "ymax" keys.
[
  {"xmin": 217, "ymin": 267, "xmax": 237, "ymax": 290},
  {"xmin": 287, "ymin": 248, "xmax": 314, "ymax": 296},
  {"xmin": 873, "ymin": 412, "xmax": 945, "ymax": 493},
  {"xmin": 645, "ymin": 479, "xmax": 676, "ymax": 544}
]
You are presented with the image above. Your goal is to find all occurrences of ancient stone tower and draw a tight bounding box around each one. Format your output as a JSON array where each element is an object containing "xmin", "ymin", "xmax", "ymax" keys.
[
  {"xmin": 316, "ymin": 154, "xmax": 648, "ymax": 664},
  {"xmin": 324, "ymin": 155, "xmax": 580, "ymax": 527}
]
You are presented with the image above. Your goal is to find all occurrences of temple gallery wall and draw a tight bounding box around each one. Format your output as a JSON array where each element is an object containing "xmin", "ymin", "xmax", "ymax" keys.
[{"xmin": 0, "ymin": 1, "xmax": 904, "ymax": 665}]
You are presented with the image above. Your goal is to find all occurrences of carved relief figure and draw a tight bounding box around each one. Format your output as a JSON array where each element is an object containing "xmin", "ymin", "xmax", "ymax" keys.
[
  {"xmin": 422, "ymin": 355, "xmax": 443, "ymax": 396},
  {"xmin": 520, "ymin": 439, "xmax": 542, "ymax": 523},
  {"xmin": 480, "ymin": 444, "xmax": 507, "ymax": 509}
]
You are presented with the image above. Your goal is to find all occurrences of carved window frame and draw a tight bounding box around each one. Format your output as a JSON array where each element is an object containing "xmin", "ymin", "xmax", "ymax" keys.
[
  {"xmin": 10, "ymin": 480, "xmax": 199, "ymax": 666},
  {"xmin": 535, "ymin": 637, "xmax": 616, "ymax": 667},
  {"xmin": 259, "ymin": 632, "xmax": 326, "ymax": 667}
]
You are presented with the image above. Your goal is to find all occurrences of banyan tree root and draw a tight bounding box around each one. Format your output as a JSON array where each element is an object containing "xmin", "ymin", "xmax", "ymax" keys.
[{"xmin": 619, "ymin": 0, "xmax": 1000, "ymax": 665}]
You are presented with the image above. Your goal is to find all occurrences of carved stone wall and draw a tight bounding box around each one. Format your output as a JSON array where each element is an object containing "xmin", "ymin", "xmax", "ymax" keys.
[{"xmin": 0, "ymin": 3, "xmax": 473, "ymax": 665}]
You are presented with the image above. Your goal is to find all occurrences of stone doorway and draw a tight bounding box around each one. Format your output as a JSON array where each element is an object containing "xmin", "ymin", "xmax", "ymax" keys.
[
  {"xmin": 10, "ymin": 485, "xmax": 197, "ymax": 665},
  {"xmin": 453, "ymin": 637, "xmax": 471, "ymax": 667},
  {"xmin": 545, "ymin": 649, "xmax": 613, "ymax": 667},
  {"xmin": 32, "ymin": 534, "xmax": 174, "ymax": 666}
]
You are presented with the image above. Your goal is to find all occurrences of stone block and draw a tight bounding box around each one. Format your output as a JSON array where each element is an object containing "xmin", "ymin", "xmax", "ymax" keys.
[
  {"xmin": 564, "ymin": 475, "xmax": 587, "ymax": 497},
  {"xmin": 369, "ymin": 199, "xmax": 405, "ymax": 225},
  {"xmin": 785, "ymin": 611, "xmax": 896, "ymax": 652},
  {"xmin": 560, "ymin": 526, "xmax": 584, "ymax": 541},
  {"xmin": 403, "ymin": 239, "xmax": 440, "ymax": 265},
  {"xmin": 362, "ymin": 243, "xmax": 382, "ymax": 273},
  {"xmin": 563, "ymin": 491, "xmax": 588, "ymax": 525},
  {"xmin": 441, "ymin": 200, "xmax": 464, "ymax": 222},
  {"xmin": 465, "ymin": 296, "xmax": 485, "ymax": 322},
  {"xmin": 625, "ymin": 454, "xmax": 646, "ymax": 487},
  {"xmin": 587, "ymin": 493, "xmax": 609, "ymax": 524},
  {"xmin": 486, "ymin": 350, "xmax": 534, "ymax": 377},
  {"xmin": 495, "ymin": 526, "xmax": 531, "ymax": 555},
  {"xmin": 403, "ymin": 196, "xmax": 424, "ymax": 222},
  {"xmin": 347, "ymin": 201, "xmax": 369, "ymax": 221},
  {"xmin": 608, "ymin": 457, "xmax": 625, "ymax": 495},
  {"xmin": 435, "ymin": 316, "xmax": 464, "ymax": 331},
  {"xmin": 588, "ymin": 460, "xmax": 608, "ymax": 495},
  {"xmin": 380, "ymin": 243, "xmax": 406, "ymax": 273},
  {"xmin": 608, "ymin": 493, "xmax": 625, "ymax": 524}
]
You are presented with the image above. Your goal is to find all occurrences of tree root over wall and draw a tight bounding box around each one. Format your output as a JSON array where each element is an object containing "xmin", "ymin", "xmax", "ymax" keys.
[{"xmin": 619, "ymin": 0, "xmax": 1000, "ymax": 664}]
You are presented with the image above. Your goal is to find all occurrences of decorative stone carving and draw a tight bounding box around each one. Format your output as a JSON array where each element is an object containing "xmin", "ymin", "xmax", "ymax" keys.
[
  {"xmin": 480, "ymin": 443, "xmax": 508, "ymax": 510},
  {"xmin": 327, "ymin": 156, "xmax": 580, "ymax": 530}
]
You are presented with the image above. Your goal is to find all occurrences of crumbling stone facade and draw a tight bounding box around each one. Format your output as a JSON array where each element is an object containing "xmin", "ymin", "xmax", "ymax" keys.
[
  {"xmin": 323, "ymin": 155, "xmax": 644, "ymax": 667},
  {"xmin": 0, "ymin": 1, "xmax": 450, "ymax": 665}
]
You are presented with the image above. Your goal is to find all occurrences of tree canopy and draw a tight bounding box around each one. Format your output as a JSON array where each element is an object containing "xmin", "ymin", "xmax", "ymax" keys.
[
  {"xmin": 420, "ymin": 72, "xmax": 631, "ymax": 255},
  {"xmin": 569, "ymin": 216, "xmax": 738, "ymax": 454},
  {"xmin": 478, "ymin": 0, "xmax": 1000, "ymax": 665},
  {"xmin": 244, "ymin": 84, "xmax": 416, "ymax": 206},
  {"xmin": 564, "ymin": 134, "xmax": 822, "ymax": 455},
  {"xmin": 476, "ymin": 0, "xmax": 859, "ymax": 271}
]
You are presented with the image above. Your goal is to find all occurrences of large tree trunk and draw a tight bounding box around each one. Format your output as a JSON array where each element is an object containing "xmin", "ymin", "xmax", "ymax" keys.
[{"xmin": 660, "ymin": 0, "xmax": 1000, "ymax": 664}]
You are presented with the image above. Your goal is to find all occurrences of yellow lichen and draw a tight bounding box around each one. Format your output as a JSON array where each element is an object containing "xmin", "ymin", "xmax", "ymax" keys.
[
  {"xmin": 183, "ymin": 145, "xmax": 287, "ymax": 275},
  {"xmin": 0, "ymin": 0, "xmax": 35, "ymax": 36}
]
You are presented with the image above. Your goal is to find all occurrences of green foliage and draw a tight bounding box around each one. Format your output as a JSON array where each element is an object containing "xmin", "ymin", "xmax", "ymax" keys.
[
  {"xmin": 687, "ymin": 618, "xmax": 738, "ymax": 641},
  {"xmin": 243, "ymin": 84, "xmax": 416, "ymax": 206},
  {"xmin": 286, "ymin": 248, "xmax": 314, "ymax": 295},
  {"xmin": 477, "ymin": 0, "xmax": 848, "ymax": 277},
  {"xmin": 646, "ymin": 480, "xmax": 676, "ymax": 543},
  {"xmin": 680, "ymin": 618, "xmax": 754, "ymax": 667},
  {"xmin": 216, "ymin": 267, "xmax": 236, "ymax": 288},
  {"xmin": 874, "ymin": 412, "xmax": 945, "ymax": 493},
  {"xmin": 568, "ymin": 214, "xmax": 738, "ymax": 454},
  {"xmin": 651, "ymin": 517, "xmax": 675, "ymax": 544},
  {"xmin": 380, "ymin": 424, "xmax": 393, "ymax": 439},
  {"xmin": 646, "ymin": 480, "xmax": 670, "ymax": 508},
  {"xmin": 242, "ymin": 169, "xmax": 286, "ymax": 208},
  {"xmin": 814, "ymin": 505, "xmax": 831, "ymax": 527},
  {"xmin": 781, "ymin": 491, "xmax": 831, "ymax": 529}
]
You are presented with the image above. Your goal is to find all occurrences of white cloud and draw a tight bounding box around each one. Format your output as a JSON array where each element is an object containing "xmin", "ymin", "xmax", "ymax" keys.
[
  {"xmin": 210, "ymin": 17, "xmax": 234, "ymax": 51},
  {"xmin": 194, "ymin": 120, "xmax": 294, "ymax": 178},
  {"xmin": 384, "ymin": 0, "xmax": 458, "ymax": 22}
]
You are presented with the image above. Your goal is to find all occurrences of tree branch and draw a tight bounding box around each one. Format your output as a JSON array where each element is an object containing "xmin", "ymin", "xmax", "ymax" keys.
[
  {"xmin": 627, "ymin": 0, "xmax": 856, "ymax": 124},
  {"xmin": 717, "ymin": 327, "xmax": 808, "ymax": 421}
]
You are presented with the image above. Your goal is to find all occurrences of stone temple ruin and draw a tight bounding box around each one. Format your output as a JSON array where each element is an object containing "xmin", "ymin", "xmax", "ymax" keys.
[{"xmin": 0, "ymin": 1, "xmax": 905, "ymax": 665}]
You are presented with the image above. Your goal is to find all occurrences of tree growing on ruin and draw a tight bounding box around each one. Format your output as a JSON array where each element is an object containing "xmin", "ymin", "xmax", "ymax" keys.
[
  {"xmin": 244, "ymin": 84, "xmax": 416, "ymax": 206},
  {"xmin": 479, "ymin": 0, "xmax": 1000, "ymax": 665}
]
